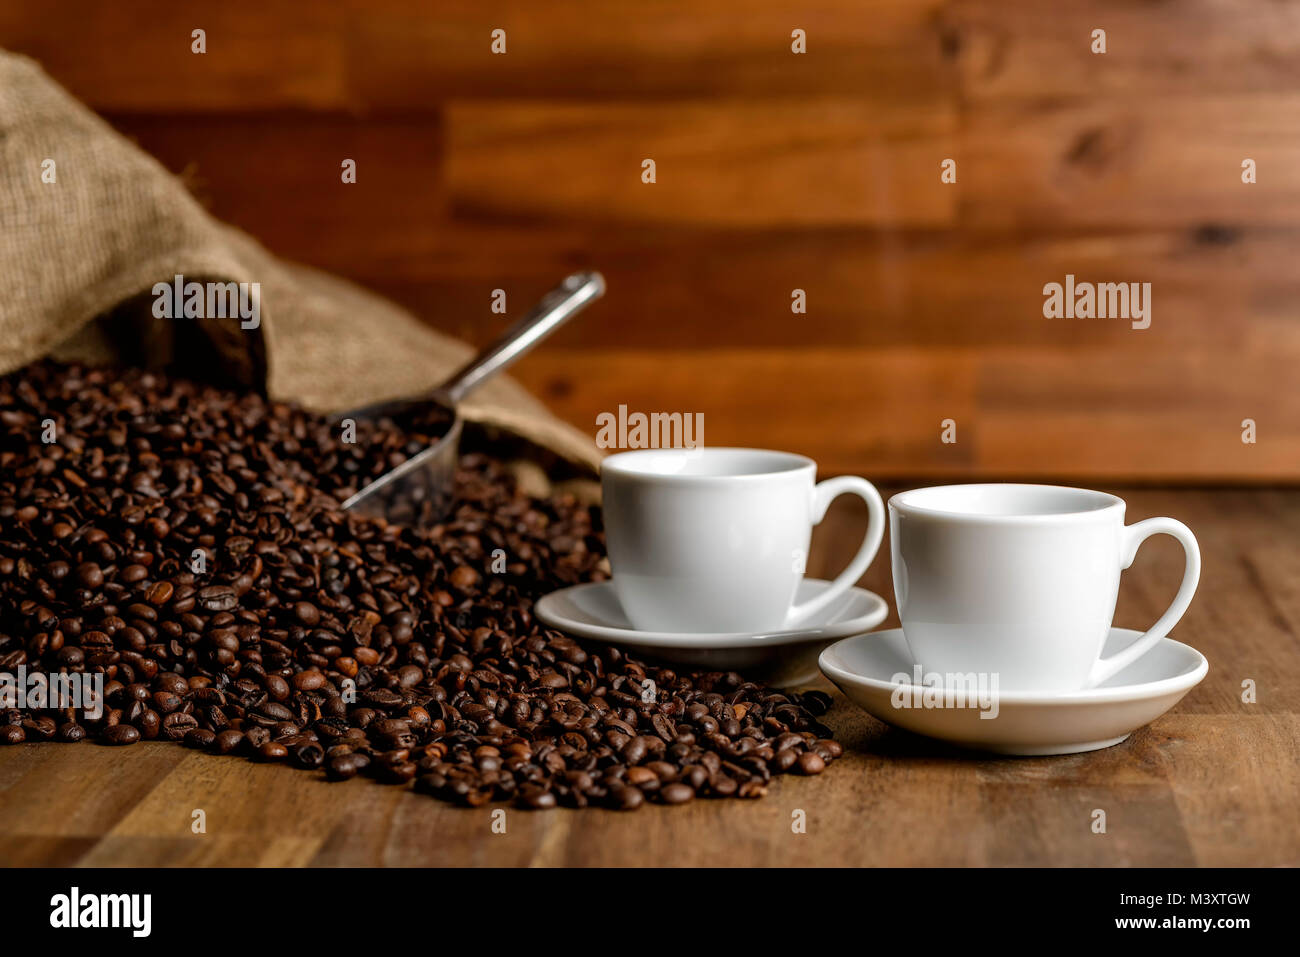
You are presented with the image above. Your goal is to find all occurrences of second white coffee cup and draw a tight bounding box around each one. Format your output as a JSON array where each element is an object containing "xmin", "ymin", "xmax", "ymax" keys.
[
  {"xmin": 601, "ymin": 448, "xmax": 884, "ymax": 633},
  {"xmin": 889, "ymin": 484, "xmax": 1201, "ymax": 693}
]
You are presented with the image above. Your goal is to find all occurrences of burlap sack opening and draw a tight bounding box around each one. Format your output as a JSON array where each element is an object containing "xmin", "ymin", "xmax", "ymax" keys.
[{"xmin": 0, "ymin": 52, "xmax": 600, "ymax": 493}]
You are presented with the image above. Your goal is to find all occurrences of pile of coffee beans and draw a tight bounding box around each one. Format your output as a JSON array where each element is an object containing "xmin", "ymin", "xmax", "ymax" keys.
[{"xmin": 0, "ymin": 361, "xmax": 840, "ymax": 809}]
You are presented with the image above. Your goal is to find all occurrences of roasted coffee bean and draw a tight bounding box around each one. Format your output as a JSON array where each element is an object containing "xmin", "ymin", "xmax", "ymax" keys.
[
  {"xmin": 625, "ymin": 766, "xmax": 658, "ymax": 788},
  {"xmin": 76, "ymin": 563, "xmax": 104, "ymax": 589},
  {"xmin": 797, "ymin": 751, "xmax": 827, "ymax": 775},
  {"xmin": 184, "ymin": 728, "xmax": 217, "ymax": 749},
  {"xmin": 213, "ymin": 730, "xmax": 245, "ymax": 755},
  {"xmin": 374, "ymin": 759, "xmax": 418, "ymax": 784},
  {"xmin": 0, "ymin": 725, "xmax": 26, "ymax": 745},
  {"xmin": 802, "ymin": 691, "xmax": 833, "ymax": 716},
  {"xmin": 152, "ymin": 691, "xmax": 182, "ymax": 714},
  {"xmin": 156, "ymin": 673, "xmax": 189, "ymax": 695},
  {"xmin": 622, "ymin": 737, "xmax": 650, "ymax": 765},
  {"xmin": 258, "ymin": 702, "xmax": 295, "ymax": 723},
  {"xmin": 816, "ymin": 738, "xmax": 843, "ymax": 758},
  {"xmin": 23, "ymin": 716, "xmax": 57, "ymax": 741},
  {"xmin": 646, "ymin": 760, "xmax": 678, "ymax": 782},
  {"xmin": 681, "ymin": 764, "xmax": 709, "ymax": 791},
  {"xmin": 293, "ymin": 602, "xmax": 320, "ymax": 627},
  {"xmin": 161, "ymin": 712, "xmax": 198, "ymax": 741},
  {"xmin": 363, "ymin": 689, "xmax": 403, "ymax": 709},
  {"xmin": 0, "ymin": 361, "xmax": 843, "ymax": 812},
  {"xmin": 327, "ymin": 752, "xmax": 370, "ymax": 781},
  {"xmin": 257, "ymin": 741, "xmax": 289, "ymax": 762},
  {"xmin": 292, "ymin": 670, "xmax": 325, "ymax": 692},
  {"xmin": 102, "ymin": 724, "xmax": 140, "ymax": 746},
  {"xmin": 651, "ymin": 713, "xmax": 675, "ymax": 742},
  {"xmin": 271, "ymin": 721, "xmax": 302, "ymax": 741},
  {"xmin": 608, "ymin": 784, "xmax": 644, "ymax": 810},
  {"xmin": 291, "ymin": 741, "xmax": 325, "ymax": 769},
  {"xmin": 414, "ymin": 773, "xmax": 447, "ymax": 796},
  {"xmin": 449, "ymin": 566, "xmax": 480, "ymax": 590},
  {"xmin": 517, "ymin": 786, "xmax": 557, "ymax": 809},
  {"xmin": 264, "ymin": 675, "xmax": 291, "ymax": 701},
  {"xmin": 121, "ymin": 564, "xmax": 149, "ymax": 584},
  {"xmin": 660, "ymin": 782, "xmax": 695, "ymax": 805},
  {"xmin": 710, "ymin": 774, "xmax": 739, "ymax": 797},
  {"xmin": 197, "ymin": 586, "xmax": 238, "ymax": 613}
]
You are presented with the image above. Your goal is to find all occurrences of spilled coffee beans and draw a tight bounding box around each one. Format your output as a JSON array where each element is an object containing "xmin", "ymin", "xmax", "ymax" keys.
[{"xmin": 0, "ymin": 361, "xmax": 840, "ymax": 809}]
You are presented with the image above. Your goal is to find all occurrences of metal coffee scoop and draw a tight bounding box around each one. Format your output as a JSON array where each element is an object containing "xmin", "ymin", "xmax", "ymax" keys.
[{"xmin": 338, "ymin": 271, "xmax": 604, "ymax": 523}]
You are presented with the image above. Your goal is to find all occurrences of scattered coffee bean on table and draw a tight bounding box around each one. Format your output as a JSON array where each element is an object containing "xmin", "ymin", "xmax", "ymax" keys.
[{"xmin": 0, "ymin": 361, "xmax": 840, "ymax": 809}]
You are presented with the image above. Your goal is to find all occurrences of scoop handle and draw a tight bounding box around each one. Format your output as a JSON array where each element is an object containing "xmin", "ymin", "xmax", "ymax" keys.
[{"xmin": 440, "ymin": 271, "xmax": 606, "ymax": 405}]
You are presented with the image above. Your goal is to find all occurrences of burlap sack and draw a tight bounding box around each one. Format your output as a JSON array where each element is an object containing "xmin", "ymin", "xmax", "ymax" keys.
[{"xmin": 0, "ymin": 52, "xmax": 600, "ymax": 486}]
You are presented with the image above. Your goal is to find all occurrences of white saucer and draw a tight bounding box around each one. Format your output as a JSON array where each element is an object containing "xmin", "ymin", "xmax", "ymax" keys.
[
  {"xmin": 535, "ymin": 579, "xmax": 889, "ymax": 686},
  {"xmin": 819, "ymin": 628, "xmax": 1208, "ymax": 755}
]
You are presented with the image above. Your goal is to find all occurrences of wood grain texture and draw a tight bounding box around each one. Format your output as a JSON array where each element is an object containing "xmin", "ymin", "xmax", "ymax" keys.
[
  {"xmin": 942, "ymin": 0, "xmax": 1300, "ymax": 103},
  {"xmin": 0, "ymin": 1, "xmax": 349, "ymax": 112},
  {"xmin": 82, "ymin": 117, "xmax": 1294, "ymax": 353},
  {"xmin": 444, "ymin": 100, "xmax": 958, "ymax": 227},
  {"xmin": 963, "ymin": 95, "xmax": 1300, "ymax": 229},
  {"xmin": 1, "ymin": 0, "xmax": 949, "ymax": 109},
  {"xmin": 11, "ymin": 1, "xmax": 1296, "ymax": 109},
  {"xmin": 5, "ymin": 0, "xmax": 1299, "ymax": 479},
  {"xmin": 1, "ymin": 489, "xmax": 1296, "ymax": 867},
  {"xmin": 512, "ymin": 349, "xmax": 1300, "ymax": 481}
]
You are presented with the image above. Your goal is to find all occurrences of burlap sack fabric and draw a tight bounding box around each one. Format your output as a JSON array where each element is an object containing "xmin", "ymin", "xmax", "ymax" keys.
[{"xmin": 0, "ymin": 52, "xmax": 600, "ymax": 485}]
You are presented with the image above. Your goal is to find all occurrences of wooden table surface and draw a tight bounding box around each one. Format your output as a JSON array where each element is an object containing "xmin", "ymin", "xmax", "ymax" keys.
[{"xmin": 2, "ymin": 487, "xmax": 1297, "ymax": 867}]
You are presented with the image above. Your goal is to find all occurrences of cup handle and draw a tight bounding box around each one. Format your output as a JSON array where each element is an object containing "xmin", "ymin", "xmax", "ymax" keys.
[
  {"xmin": 1086, "ymin": 518, "xmax": 1200, "ymax": 687},
  {"xmin": 785, "ymin": 476, "xmax": 885, "ymax": 626}
]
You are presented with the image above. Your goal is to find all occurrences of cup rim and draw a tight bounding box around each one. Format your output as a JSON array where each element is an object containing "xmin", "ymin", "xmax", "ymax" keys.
[
  {"xmin": 601, "ymin": 447, "xmax": 816, "ymax": 483},
  {"xmin": 888, "ymin": 483, "xmax": 1125, "ymax": 523}
]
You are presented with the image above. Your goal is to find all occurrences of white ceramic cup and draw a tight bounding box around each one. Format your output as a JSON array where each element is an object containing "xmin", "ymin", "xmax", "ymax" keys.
[
  {"xmin": 889, "ymin": 484, "xmax": 1200, "ymax": 693},
  {"xmin": 601, "ymin": 448, "xmax": 885, "ymax": 633}
]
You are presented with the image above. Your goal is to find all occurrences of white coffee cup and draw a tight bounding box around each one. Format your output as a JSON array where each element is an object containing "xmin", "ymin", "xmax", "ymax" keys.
[
  {"xmin": 601, "ymin": 448, "xmax": 884, "ymax": 633},
  {"xmin": 889, "ymin": 484, "xmax": 1200, "ymax": 693}
]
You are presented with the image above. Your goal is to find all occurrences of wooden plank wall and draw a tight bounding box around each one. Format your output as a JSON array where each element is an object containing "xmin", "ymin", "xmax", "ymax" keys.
[{"xmin": 3, "ymin": 0, "xmax": 1298, "ymax": 480}]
